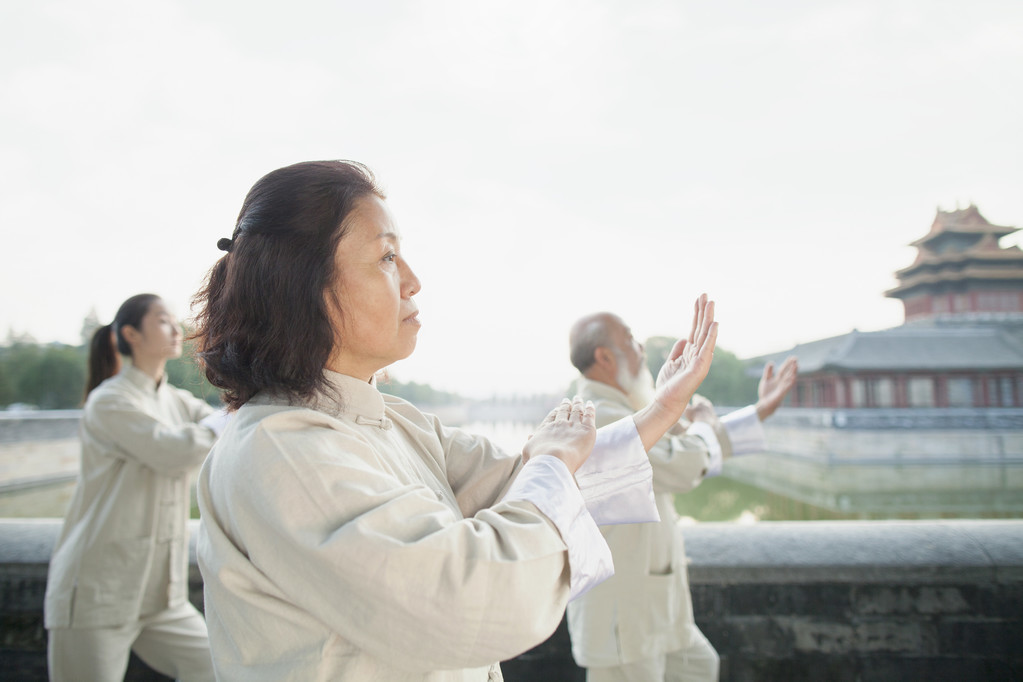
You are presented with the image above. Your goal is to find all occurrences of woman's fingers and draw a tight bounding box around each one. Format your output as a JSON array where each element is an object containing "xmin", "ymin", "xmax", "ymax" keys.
[
  {"xmin": 566, "ymin": 397, "xmax": 591, "ymax": 419},
  {"xmin": 581, "ymin": 399, "xmax": 596, "ymax": 427},
  {"xmin": 567, "ymin": 397, "xmax": 595, "ymax": 424},
  {"xmin": 541, "ymin": 397, "xmax": 597, "ymax": 428},
  {"xmin": 554, "ymin": 398, "xmax": 572, "ymax": 422}
]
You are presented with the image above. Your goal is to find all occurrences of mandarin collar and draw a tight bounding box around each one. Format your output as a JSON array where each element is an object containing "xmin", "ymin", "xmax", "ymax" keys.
[
  {"xmin": 121, "ymin": 363, "xmax": 165, "ymax": 394},
  {"xmin": 309, "ymin": 370, "xmax": 389, "ymax": 427}
]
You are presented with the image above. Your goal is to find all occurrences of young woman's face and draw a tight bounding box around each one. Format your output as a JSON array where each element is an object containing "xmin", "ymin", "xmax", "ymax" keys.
[
  {"xmin": 326, "ymin": 195, "xmax": 422, "ymax": 380},
  {"xmin": 124, "ymin": 300, "xmax": 183, "ymax": 361}
]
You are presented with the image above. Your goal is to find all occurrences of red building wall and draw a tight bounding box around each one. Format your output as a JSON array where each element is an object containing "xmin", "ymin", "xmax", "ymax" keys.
[{"xmin": 791, "ymin": 371, "xmax": 1023, "ymax": 408}]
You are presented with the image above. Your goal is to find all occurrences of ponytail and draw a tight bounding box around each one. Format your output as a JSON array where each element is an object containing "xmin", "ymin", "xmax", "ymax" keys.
[{"xmin": 85, "ymin": 324, "xmax": 120, "ymax": 398}]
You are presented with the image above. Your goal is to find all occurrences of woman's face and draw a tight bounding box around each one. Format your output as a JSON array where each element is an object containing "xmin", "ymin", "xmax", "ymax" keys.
[
  {"xmin": 124, "ymin": 300, "xmax": 183, "ymax": 361},
  {"xmin": 326, "ymin": 195, "xmax": 422, "ymax": 381}
]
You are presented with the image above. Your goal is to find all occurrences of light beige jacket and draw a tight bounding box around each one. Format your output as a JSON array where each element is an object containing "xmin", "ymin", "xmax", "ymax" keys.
[
  {"xmin": 197, "ymin": 371, "xmax": 654, "ymax": 682},
  {"xmin": 567, "ymin": 377, "xmax": 764, "ymax": 668},
  {"xmin": 45, "ymin": 364, "xmax": 216, "ymax": 628}
]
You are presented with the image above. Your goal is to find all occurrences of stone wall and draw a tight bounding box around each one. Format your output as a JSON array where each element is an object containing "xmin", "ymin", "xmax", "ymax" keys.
[{"xmin": 1, "ymin": 520, "xmax": 1020, "ymax": 681}]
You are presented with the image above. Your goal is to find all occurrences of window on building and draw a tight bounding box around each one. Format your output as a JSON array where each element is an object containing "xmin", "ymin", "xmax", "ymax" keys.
[
  {"xmin": 872, "ymin": 378, "xmax": 894, "ymax": 407},
  {"xmin": 908, "ymin": 377, "xmax": 935, "ymax": 407},
  {"xmin": 850, "ymin": 379, "xmax": 866, "ymax": 407},
  {"xmin": 984, "ymin": 376, "xmax": 996, "ymax": 407},
  {"xmin": 835, "ymin": 380, "xmax": 846, "ymax": 407},
  {"xmin": 1000, "ymin": 377, "xmax": 1015, "ymax": 407},
  {"xmin": 947, "ymin": 377, "xmax": 974, "ymax": 407},
  {"xmin": 812, "ymin": 381, "xmax": 832, "ymax": 407},
  {"xmin": 978, "ymin": 292, "xmax": 1020, "ymax": 312}
]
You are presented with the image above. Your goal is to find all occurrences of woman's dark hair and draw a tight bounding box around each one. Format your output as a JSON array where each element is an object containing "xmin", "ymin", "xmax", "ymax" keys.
[
  {"xmin": 191, "ymin": 160, "xmax": 384, "ymax": 410},
  {"xmin": 85, "ymin": 293, "xmax": 160, "ymax": 397}
]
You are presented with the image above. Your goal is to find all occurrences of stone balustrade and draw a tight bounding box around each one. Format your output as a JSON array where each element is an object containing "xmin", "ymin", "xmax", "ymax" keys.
[{"xmin": 0, "ymin": 519, "xmax": 1020, "ymax": 680}]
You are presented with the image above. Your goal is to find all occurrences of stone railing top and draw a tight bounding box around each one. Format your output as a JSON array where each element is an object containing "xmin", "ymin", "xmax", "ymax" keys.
[
  {"xmin": 2, "ymin": 519, "xmax": 1021, "ymax": 587},
  {"xmin": 682, "ymin": 520, "xmax": 1023, "ymax": 584}
]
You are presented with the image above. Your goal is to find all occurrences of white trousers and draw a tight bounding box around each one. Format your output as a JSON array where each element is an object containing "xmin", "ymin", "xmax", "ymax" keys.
[
  {"xmin": 586, "ymin": 626, "xmax": 719, "ymax": 682},
  {"xmin": 47, "ymin": 601, "xmax": 215, "ymax": 682}
]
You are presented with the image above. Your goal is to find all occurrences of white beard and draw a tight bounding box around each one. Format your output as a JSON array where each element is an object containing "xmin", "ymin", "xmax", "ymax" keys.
[{"xmin": 616, "ymin": 360, "xmax": 656, "ymax": 412}]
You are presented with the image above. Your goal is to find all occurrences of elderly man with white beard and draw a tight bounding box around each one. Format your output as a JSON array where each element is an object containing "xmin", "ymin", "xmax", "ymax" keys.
[{"xmin": 565, "ymin": 307, "xmax": 797, "ymax": 682}]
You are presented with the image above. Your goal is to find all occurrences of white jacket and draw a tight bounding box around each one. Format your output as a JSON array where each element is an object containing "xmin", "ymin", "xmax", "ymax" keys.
[
  {"xmin": 45, "ymin": 363, "xmax": 216, "ymax": 628},
  {"xmin": 197, "ymin": 370, "xmax": 657, "ymax": 681},
  {"xmin": 567, "ymin": 377, "xmax": 764, "ymax": 668}
]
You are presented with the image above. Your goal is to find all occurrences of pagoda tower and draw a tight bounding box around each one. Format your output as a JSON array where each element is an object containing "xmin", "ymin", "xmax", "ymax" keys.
[{"xmin": 885, "ymin": 204, "xmax": 1023, "ymax": 322}]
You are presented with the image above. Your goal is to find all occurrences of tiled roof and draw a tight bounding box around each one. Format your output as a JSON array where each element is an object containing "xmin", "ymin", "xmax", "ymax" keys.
[
  {"xmin": 886, "ymin": 265, "xmax": 1023, "ymax": 297},
  {"xmin": 895, "ymin": 244, "xmax": 1023, "ymax": 277},
  {"xmin": 912, "ymin": 204, "xmax": 1017, "ymax": 246},
  {"xmin": 753, "ymin": 321, "xmax": 1023, "ymax": 373}
]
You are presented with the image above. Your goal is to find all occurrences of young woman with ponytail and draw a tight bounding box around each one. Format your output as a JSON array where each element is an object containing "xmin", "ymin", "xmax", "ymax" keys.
[{"xmin": 44, "ymin": 294, "xmax": 224, "ymax": 681}]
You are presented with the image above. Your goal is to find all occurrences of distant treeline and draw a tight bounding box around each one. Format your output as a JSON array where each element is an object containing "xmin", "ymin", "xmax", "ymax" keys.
[
  {"xmin": 0, "ymin": 333, "xmax": 758, "ymax": 411},
  {"xmin": 0, "ymin": 338, "xmax": 221, "ymax": 409},
  {"xmin": 0, "ymin": 337, "xmax": 464, "ymax": 410},
  {"xmin": 642, "ymin": 336, "xmax": 760, "ymax": 408}
]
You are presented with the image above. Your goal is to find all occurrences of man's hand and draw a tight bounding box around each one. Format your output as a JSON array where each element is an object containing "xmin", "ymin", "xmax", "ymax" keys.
[
  {"xmin": 654, "ymin": 294, "xmax": 718, "ymax": 414},
  {"xmin": 683, "ymin": 394, "xmax": 719, "ymax": 427},
  {"xmin": 632, "ymin": 294, "xmax": 718, "ymax": 451},
  {"xmin": 755, "ymin": 356, "xmax": 798, "ymax": 421}
]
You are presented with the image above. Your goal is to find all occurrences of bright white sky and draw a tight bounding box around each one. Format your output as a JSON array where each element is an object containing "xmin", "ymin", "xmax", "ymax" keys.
[{"xmin": 2, "ymin": 0, "xmax": 1021, "ymax": 398}]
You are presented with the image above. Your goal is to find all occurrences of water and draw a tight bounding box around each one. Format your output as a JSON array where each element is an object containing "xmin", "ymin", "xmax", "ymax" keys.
[{"xmin": 5, "ymin": 419, "xmax": 1022, "ymax": 522}]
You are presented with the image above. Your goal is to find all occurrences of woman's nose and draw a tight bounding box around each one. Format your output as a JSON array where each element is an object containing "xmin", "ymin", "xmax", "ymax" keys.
[{"xmin": 402, "ymin": 260, "xmax": 421, "ymax": 297}]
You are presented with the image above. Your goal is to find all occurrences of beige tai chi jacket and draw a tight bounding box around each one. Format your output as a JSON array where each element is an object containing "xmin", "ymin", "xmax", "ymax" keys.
[
  {"xmin": 567, "ymin": 377, "xmax": 765, "ymax": 669},
  {"xmin": 45, "ymin": 364, "xmax": 217, "ymax": 629},
  {"xmin": 197, "ymin": 370, "xmax": 657, "ymax": 682}
]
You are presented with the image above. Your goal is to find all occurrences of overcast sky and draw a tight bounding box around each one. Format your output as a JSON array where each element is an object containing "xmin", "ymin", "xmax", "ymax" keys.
[{"xmin": 2, "ymin": 0, "xmax": 1021, "ymax": 398}]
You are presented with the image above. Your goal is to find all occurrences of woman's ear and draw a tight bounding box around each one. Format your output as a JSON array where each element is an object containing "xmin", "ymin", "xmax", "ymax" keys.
[{"xmin": 119, "ymin": 324, "xmax": 141, "ymax": 348}]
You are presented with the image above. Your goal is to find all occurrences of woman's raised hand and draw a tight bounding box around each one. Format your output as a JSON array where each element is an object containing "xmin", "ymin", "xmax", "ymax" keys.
[{"xmin": 522, "ymin": 397, "xmax": 597, "ymax": 474}]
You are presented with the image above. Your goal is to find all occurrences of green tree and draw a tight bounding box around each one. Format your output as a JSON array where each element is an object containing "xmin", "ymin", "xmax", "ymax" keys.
[
  {"xmin": 0, "ymin": 343, "xmax": 43, "ymax": 407},
  {"xmin": 165, "ymin": 339, "xmax": 221, "ymax": 406},
  {"xmin": 644, "ymin": 336, "xmax": 758, "ymax": 407},
  {"xmin": 377, "ymin": 375, "xmax": 462, "ymax": 406},
  {"xmin": 15, "ymin": 345, "xmax": 86, "ymax": 409},
  {"xmin": 0, "ymin": 359, "xmax": 15, "ymax": 406}
]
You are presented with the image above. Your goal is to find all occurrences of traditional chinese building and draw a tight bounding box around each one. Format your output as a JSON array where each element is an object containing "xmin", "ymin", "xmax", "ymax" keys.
[
  {"xmin": 730, "ymin": 206, "xmax": 1023, "ymax": 518},
  {"xmin": 768, "ymin": 205, "xmax": 1023, "ymax": 409},
  {"xmin": 887, "ymin": 203, "xmax": 1023, "ymax": 321}
]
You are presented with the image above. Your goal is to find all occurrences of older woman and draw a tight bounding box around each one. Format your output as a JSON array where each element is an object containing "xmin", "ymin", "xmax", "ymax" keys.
[{"xmin": 191, "ymin": 160, "xmax": 717, "ymax": 681}]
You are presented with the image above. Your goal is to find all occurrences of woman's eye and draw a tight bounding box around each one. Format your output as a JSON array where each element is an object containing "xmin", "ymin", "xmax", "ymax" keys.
[{"xmin": 383, "ymin": 252, "xmax": 397, "ymax": 263}]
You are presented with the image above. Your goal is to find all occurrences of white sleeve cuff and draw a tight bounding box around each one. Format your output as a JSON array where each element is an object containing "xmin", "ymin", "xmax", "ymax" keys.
[
  {"xmin": 721, "ymin": 404, "xmax": 766, "ymax": 456},
  {"xmin": 685, "ymin": 421, "xmax": 724, "ymax": 477},
  {"xmin": 574, "ymin": 417, "xmax": 659, "ymax": 526},
  {"xmin": 501, "ymin": 455, "xmax": 614, "ymax": 600}
]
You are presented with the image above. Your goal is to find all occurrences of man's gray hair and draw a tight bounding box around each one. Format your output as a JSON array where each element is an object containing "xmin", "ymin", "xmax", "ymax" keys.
[{"xmin": 569, "ymin": 313, "xmax": 616, "ymax": 373}]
